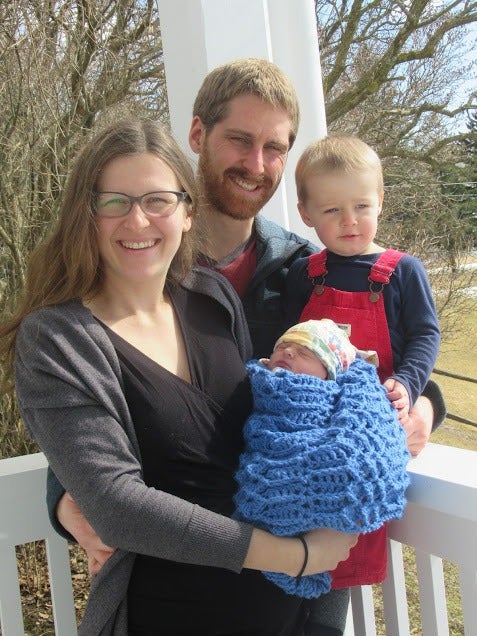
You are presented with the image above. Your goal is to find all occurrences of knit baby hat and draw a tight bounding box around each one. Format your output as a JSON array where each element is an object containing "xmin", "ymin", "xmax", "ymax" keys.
[{"xmin": 274, "ymin": 319, "xmax": 357, "ymax": 380}]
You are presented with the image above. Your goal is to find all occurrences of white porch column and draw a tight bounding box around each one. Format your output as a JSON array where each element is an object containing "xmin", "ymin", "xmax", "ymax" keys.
[{"xmin": 159, "ymin": 0, "xmax": 326, "ymax": 242}]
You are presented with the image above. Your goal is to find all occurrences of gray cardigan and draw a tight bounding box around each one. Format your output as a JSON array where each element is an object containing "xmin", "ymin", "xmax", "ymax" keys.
[{"xmin": 15, "ymin": 267, "xmax": 254, "ymax": 635}]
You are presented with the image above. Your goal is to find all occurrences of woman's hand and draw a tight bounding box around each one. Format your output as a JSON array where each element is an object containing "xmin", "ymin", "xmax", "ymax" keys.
[
  {"xmin": 57, "ymin": 492, "xmax": 116, "ymax": 575},
  {"xmin": 302, "ymin": 528, "xmax": 358, "ymax": 575}
]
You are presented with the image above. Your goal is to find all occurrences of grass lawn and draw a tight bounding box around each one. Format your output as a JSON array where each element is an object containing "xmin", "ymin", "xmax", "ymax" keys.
[{"xmin": 432, "ymin": 296, "xmax": 477, "ymax": 452}]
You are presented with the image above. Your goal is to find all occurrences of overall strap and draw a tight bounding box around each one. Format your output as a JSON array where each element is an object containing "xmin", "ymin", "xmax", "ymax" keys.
[
  {"xmin": 369, "ymin": 249, "xmax": 404, "ymax": 284},
  {"xmin": 307, "ymin": 249, "xmax": 328, "ymax": 279}
]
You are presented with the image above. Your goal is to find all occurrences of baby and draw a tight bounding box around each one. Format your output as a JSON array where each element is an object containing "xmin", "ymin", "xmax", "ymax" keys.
[
  {"xmin": 234, "ymin": 319, "xmax": 410, "ymax": 598},
  {"xmin": 262, "ymin": 318, "xmax": 377, "ymax": 379}
]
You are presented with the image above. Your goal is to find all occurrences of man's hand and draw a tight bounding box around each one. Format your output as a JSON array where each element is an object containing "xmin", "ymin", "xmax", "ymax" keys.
[
  {"xmin": 57, "ymin": 492, "xmax": 116, "ymax": 575},
  {"xmin": 402, "ymin": 395, "xmax": 434, "ymax": 456}
]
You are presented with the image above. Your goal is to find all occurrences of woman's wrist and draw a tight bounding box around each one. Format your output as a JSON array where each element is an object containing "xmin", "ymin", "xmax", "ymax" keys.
[
  {"xmin": 244, "ymin": 529, "xmax": 309, "ymax": 576},
  {"xmin": 295, "ymin": 535, "xmax": 308, "ymax": 579}
]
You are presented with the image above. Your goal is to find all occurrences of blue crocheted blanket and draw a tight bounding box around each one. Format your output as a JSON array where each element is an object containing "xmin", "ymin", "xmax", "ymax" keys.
[{"xmin": 234, "ymin": 358, "xmax": 410, "ymax": 598}]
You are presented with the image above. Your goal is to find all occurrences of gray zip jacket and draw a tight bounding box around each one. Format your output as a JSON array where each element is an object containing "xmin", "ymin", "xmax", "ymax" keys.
[{"xmin": 15, "ymin": 267, "xmax": 254, "ymax": 635}]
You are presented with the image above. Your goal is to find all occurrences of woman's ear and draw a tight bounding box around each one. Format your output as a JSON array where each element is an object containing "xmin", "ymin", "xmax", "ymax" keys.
[{"xmin": 182, "ymin": 210, "xmax": 192, "ymax": 233}]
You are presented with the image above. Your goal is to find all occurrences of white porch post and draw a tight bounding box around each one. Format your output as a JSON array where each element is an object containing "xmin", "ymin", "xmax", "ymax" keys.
[{"xmin": 159, "ymin": 0, "xmax": 326, "ymax": 242}]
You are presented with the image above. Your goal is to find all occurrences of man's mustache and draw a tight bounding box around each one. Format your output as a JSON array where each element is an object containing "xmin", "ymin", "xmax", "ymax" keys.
[{"xmin": 224, "ymin": 168, "xmax": 273, "ymax": 189}]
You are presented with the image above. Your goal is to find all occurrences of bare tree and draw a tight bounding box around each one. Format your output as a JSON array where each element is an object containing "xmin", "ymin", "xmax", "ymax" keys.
[
  {"xmin": 316, "ymin": 0, "xmax": 477, "ymax": 159},
  {"xmin": 0, "ymin": 0, "xmax": 166, "ymax": 456},
  {"xmin": 0, "ymin": 0, "xmax": 165, "ymax": 305}
]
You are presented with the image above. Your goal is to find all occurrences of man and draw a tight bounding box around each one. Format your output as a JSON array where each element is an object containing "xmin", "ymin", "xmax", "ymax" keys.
[
  {"xmin": 51, "ymin": 58, "xmax": 445, "ymax": 636},
  {"xmin": 189, "ymin": 57, "xmax": 315, "ymax": 359}
]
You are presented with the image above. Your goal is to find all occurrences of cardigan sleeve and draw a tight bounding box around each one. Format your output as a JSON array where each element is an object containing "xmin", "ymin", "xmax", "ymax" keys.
[
  {"xmin": 15, "ymin": 303, "xmax": 252, "ymax": 572},
  {"xmin": 46, "ymin": 468, "xmax": 74, "ymax": 541}
]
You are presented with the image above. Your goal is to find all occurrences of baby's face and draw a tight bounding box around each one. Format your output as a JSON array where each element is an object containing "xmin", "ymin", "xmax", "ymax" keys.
[{"xmin": 268, "ymin": 341, "xmax": 328, "ymax": 378}]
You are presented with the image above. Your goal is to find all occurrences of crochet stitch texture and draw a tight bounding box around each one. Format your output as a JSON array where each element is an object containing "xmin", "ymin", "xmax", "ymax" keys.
[{"xmin": 234, "ymin": 358, "xmax": 410, "ymax": 598}]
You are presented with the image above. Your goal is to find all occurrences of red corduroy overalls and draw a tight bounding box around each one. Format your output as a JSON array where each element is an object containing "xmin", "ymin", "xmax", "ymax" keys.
[{"xmin": 300, "ymin": 248, "xmax": 404, "ymax": 588}]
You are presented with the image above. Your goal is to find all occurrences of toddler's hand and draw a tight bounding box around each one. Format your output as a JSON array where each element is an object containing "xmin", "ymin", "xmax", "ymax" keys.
[{"xmin": 383, "ymin": 378, "xmax": 410, "ymax": 421}]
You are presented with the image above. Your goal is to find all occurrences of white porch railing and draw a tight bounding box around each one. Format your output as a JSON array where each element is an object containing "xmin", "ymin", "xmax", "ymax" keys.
[
  {"xmin": 0, "ymin": 452, "xmax": 77, "ymax": 635},
  {"xmin": 1, "ymin": 443, "xmax": 476, "ymax": 635}
]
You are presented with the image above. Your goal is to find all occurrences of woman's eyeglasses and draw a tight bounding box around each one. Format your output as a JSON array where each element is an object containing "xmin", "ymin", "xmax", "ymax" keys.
[{"xmin": 93, "ymin": 191, "xmax": 191, "ymax": 218}]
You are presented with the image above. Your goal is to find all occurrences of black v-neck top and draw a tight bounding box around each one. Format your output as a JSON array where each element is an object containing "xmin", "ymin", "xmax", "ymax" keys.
[
  {"xmin": 101, "ymin": 284, "xmax": 304, "ymax": 635},
  {"xmin": 104, "ymin": 284, "xmax": 252, "ymax": 516}
]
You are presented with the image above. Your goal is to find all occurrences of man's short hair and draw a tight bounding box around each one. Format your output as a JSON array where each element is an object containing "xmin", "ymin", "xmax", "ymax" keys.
[{"xmin": 193, "ymin": 58, "xmax": 300, "ymax": 148}]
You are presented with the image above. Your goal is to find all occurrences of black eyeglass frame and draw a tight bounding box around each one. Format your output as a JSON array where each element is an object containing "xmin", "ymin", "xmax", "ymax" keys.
[{"xmin": 92, "ymin": 190, "xmax": 191, "ymax": 218}]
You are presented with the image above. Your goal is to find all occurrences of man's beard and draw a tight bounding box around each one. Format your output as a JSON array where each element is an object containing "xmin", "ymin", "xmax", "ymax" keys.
[{"xmin": 198, "ymin": 143, "xmax": 280, "ymax": 221}]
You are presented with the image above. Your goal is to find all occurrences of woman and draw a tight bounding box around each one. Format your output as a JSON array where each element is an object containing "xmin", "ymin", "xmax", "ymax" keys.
[{"xmin": 0, "ymin": 119, "xmax": 357, "ymax": 635}]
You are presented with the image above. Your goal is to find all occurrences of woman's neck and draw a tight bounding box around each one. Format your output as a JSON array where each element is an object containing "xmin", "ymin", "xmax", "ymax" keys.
[
  {"xmin": 84, "ymin": 277, "xmax": 168, "ymax": 326},
  {"xmin": 85, "ymin": 278, "xmax": 190, "ymax": 381}
]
